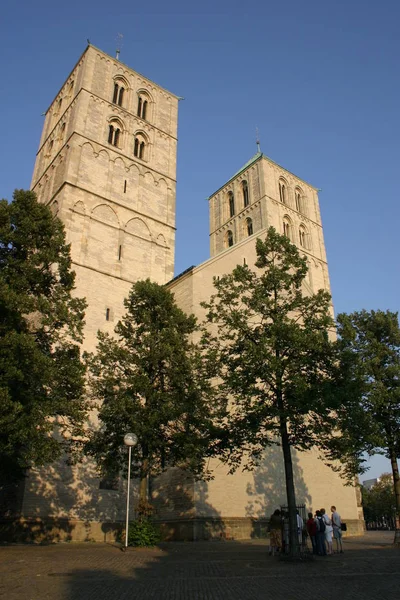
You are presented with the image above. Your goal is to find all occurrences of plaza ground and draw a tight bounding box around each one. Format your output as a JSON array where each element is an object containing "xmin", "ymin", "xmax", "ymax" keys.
[{"xmin": 0, "ymin": 531, "xmax": 398, "ymax": 599}]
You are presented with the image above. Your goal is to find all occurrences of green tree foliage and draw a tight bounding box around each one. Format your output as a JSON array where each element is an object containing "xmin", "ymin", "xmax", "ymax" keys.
[
  {"xmin": 85, "ymin": 279, "xmax": 217, "ymax": 502},
  {"xmin": 362, "ymin": 474, "xmax": 396, "ymax": 527},
  {"xmin": 330, "ymin": 310, "xmax": 400, "ymax": 543},
  {"xmin": 0, "ymin": 190, "xmax": 87, "ymax": 482},
  {"xmin": 201, "ymin": 227, "xmax": 338, "ymax": 556}
]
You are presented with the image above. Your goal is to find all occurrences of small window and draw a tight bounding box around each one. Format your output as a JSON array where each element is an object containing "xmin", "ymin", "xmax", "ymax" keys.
[
  {"xmin": 246, "ymin": 217, "xmax": 253, "ymax": 236},
  {"xmin": 225, "ymin": 230, "xmax": 234, "ymax": 248},
  {"xmin": 134, "ymin": 134, "xmax": 147, "ymax": 160},
  {"xmin": 99, "ymin": 476, "xmax": 119, "ymax": 491},
  {"xmin": 137, "ymin": 94, "xmax": 149, "ymax": 120},
  {"xmin": 299, "ymin": 226, "xmax": 308, "ymax": 248},
  {"xmin": 106, "ymin": 308, "xmax": 111, "ymax": 321},
  {"xmin": 242, "ymin": 181, "xmax": 249, "ymax": 208},
  {"xmin": 48, "ymin": 140, "xmax": 54, "ymax": 153},
  {"xmin": 108, "ymin": 124, "xmax": 121, "ymax": 147},
  {"xmin": 59, "ymin": 123, "xmax": 66, "ymax": 142},
  {"xmin": 124, "ymin": 180, "xmax": 127, "ymax": 193},
  {"xmin": 295, "ymin": 188, "xmax": 306, "ymax": 215},
  {"xmin": 118, "ymin": 245, "xmax": 122, "ymax": 260},
  {"xmin": 228, "ymin": 192, "xmax": 235, "ymax": 218},
  {"xmin": 112, "ymin": 83, "xmax": 125, "ymax": 107},
  {"xmin": 283, "ymin": 219, "xmax": 292, "ymax": 240},
  {"xmin": 279, "ymin": 180, "xmax": 287, "ymax": 204}
]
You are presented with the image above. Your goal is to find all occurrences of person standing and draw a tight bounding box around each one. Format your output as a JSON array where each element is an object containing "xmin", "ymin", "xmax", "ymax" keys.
[
  {"xmin": 321, "ymin": 508, "xmax": 333, "ymax": 555},
  {"xmin": 315, "ymin": 510, "xmax": 326, "ymax": 556},
  {"xmin": 296, "ymin": 510, "xmax": 304, "ymax": 548},
  {"xmin": 306, "ymin": 512, "xmax": 317, "ymax": 554},
  {"xmin": 331, "ymin": 505, "xmax": 344, "ymax": 553},
  {"xmin": 268, "ymin": 509, "xmax": 282, "ymax": 556}
]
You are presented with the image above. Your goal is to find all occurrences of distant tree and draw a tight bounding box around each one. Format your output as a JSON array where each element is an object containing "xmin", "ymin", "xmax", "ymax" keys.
[
  {"xmin": 201, "ymin": 227, "xmax": 338, "ymax": 557},
  {"xmin": 85, "ymin": 279, "xmax": 217, "ymax": 504},
  {"xmin": 0, "ymin": 190, "xmax": 87, "ymax": 482},
  {"xmin": 362, "ymin": 474, "xmax": 396, "ymax": 528},
  {"xmin": 328, "ymin": 310, "xmax": 400, "ymax": 544}
]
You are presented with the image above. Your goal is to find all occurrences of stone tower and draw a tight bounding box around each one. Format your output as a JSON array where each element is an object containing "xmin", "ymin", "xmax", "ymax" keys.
[
  {"xmin": 31, "ymin": 44, "xmax": 179, "ymax": 348},
  {"xmin": 17, "ymin": 46, "xmax": 180, "ymax": 538},
  {"xmin": 165, "ymin": 152, "xmax": 363, "ymax": 539}
]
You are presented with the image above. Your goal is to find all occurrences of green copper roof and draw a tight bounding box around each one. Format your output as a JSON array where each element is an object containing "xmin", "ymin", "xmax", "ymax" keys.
[
  {"xmin": 208, "ymin": 151, "xmax": 264, "ymax": 198},
  {"xmin": 231, "ymin": 151, "xmax": 263, "ymax": 178}
]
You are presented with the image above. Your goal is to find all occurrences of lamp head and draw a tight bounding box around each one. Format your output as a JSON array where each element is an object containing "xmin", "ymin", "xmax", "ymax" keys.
[{"xmin": 124, "ymin": 433, "xmax": 138, "ymax": 447}]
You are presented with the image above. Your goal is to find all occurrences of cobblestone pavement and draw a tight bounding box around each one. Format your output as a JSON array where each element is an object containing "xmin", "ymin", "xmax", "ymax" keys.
[{"xmin": 0, "ymin": 532, "xmax": 399, "ymax": 600}]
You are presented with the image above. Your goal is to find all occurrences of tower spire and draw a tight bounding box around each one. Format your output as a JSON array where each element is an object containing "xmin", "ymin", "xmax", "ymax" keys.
[
  {"xmin": 256, "ymin": 127, "xmax": 261, "ymax": 154},
  {"xmin": 116, "ymin": 33, "xmax": 123, "ymax": 60}
]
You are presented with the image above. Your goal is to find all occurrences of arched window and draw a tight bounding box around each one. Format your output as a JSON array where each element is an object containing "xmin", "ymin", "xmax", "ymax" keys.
[
  {"xmin": 283, "ymin": 218, "xmax": 292, "ymax": 240},
  {"xmin": 242, "ymin": 180, "xmax": 249, "ymax": 208},
  {"xmin": 279, "ymin": 180, "xmax": 288, "ymax": 204},
  {"xmin": 133, "ymin": 133, "xmax": 147, "ymax": 160},
  {"xmin": 246, "ymin": 217, "xmax": 253, "ymax": 236},
  {"xmin": 295, "ymin": 188, "xmax": 306, "ymax": 214},
  {"xmin": 137, "ymin": 92, "xmax": 150, "ymax": 120},
  {"xmin": 225, "ymin": 230, "xmax": 234, "ymax": 248},
  {"xmin": 228, "ymin": 191, "xmax": 235, "ymax": 218},
  {"xmin": 58, "ymin": 123, "xmax": 66, "ymax": 143},
  {"xmin": 108, "ymin": 119, "xmax": 123, "ymax": 147},
  {"xmin": 299, "ymin": 225, "xmax": 309, "ymax": 249},
  {"xmin": 112, "ymin": 82, "xmax": 125, "ymax": 107}
]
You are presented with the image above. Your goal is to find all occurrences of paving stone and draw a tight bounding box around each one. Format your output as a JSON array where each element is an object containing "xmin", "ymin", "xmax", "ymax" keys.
[{"xmin": 0, "ymin": 532, "xmax": 398, "ymax": 599}]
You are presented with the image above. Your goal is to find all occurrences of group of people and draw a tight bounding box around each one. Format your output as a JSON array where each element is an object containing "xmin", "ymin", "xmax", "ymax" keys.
[
  {"xmin": 268, "ymin": 505, "xmax": 344, "ymax": 556},
  {"xmin": 306, "ymin": 506, "xmax": 344, "ymax": 556}
]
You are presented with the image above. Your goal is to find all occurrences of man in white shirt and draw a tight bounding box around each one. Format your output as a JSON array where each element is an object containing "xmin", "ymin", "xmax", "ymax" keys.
[
  {"xmin": 296, "ymin": 511, "xmax": 304, "ymax": 546},
  {"xmin": 331, "ymin": 505, "xmax": 344, "ymax": 553}
]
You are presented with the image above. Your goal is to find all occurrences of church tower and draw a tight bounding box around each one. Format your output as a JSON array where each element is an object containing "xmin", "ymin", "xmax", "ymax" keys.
[
  {"xmin": 17, "ymin": 46, "xmax": 180, "ymax": 537},
  {"xmin": 31, "ymin": 44, "xmax": 179, "ymax": 348}
]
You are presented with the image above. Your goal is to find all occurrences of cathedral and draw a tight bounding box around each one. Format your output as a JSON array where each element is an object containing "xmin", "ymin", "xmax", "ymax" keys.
[{"xmin": 8, "ymin": 44, "xmax": 363, "ymax": 541}]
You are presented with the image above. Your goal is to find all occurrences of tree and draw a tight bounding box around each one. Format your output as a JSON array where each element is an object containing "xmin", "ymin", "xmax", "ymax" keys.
[
  {"xmin": 362, "ymin": 474, "xmax": 396, "ymax": 529},
  {"xmin": 201, "ymin": 227, "xmax": 338, "ymax": 557},
  {"xmin": 85, "ymin": 279, "xmax": 217, "ymax": 505},
  {"xmin": 0, "ymin": 190, "xmax": 87, "ymax": 482},
  {"xmin": 330, "ymin": 310, "xmax": 400, "ymax": 544}
]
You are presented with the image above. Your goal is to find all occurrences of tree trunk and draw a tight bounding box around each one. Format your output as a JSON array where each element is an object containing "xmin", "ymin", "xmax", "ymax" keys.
[
  {"xmin": 389, "ymin": 446, "xmax": 400, "ymax": 545},
  {"xmin": 280, "ymin": 415, "xmax": 300, "ymax": 557}
]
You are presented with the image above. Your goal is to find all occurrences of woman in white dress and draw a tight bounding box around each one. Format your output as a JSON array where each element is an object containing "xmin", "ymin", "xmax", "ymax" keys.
[{"xmin": 321, "ymin": 508, "xmax": 333, "ymax": 555}]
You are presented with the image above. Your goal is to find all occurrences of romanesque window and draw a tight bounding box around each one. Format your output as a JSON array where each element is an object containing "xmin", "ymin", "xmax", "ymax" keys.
[
  {"xmin": 295, "ymin": 187, "xmax": 306, "ymax": 214},
  {"xmin": 242, "ymin": 180, "xmax": 249, "ymax": 208},
  {"xmin": 58, "ymin": 123, "xmax": 66, "ymax": 143},
  {"xmin": 283, "ymin": 217, "xmax": 292, "ymax": 240},
  {"xmin": 228, "ymin": 191, "xmax": 235, "ymax": 218},
  {"xmin": 137, "ymin": 92, "xmax": 150, "ymax": 120},
  {"xmin": 299, "ymin": 225, "xmax": 309, "ymax": 249},
  {"xmin": 133, "ymin": 132, "xmax": 147, "ymax": 160},
  {"xmin": 108, "ymin": 123, "xmax": 121, "ymax": 147},
  {"xmin": 225, "ymin": 230, "xmax": 234, "ymax": 248},
  {"xmin": 246, "ymin": 217, "xmax": 253, "ymax": 236},
  {"xmin": 112, "ymin": 82, "xmax": 125, "ymax": 107},
  {"xmin": 279, "ymin": 180, "xmax": 288, "ymax": 205}
]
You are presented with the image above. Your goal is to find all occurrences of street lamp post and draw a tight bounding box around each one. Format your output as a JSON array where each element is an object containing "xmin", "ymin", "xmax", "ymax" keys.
[{"xmin": 124, "ymin": 432, "xmax": 138, "ymax": 549}]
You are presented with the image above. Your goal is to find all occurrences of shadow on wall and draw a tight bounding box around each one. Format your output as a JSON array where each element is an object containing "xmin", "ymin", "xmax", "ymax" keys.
[
  {"xmin": 150, "ymin": 468, "xmax": 225, "ymax": 541},
  {"xmin": 245, "ymin": 444, "xmax": 312, "ymax": 536},
  {"xmin": 0, "ymin": 455, "xmax": 139, "ymax": 544}
]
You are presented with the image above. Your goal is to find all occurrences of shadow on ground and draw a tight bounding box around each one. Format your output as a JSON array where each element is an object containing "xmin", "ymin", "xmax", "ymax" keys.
[{"xmin": 1, "ymin": 533, "xmax": 397, "ymax": 600}]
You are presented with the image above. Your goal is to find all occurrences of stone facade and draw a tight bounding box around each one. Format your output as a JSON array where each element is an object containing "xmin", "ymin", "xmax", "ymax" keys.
[
  {"xmin": 0, "ymin": 45, "xmax": 364, "ymax": 541},
  {"xmin": 166, "ymin": 153, "xmax": 363, "ymax": 538},
  {"xmin": 9, "ymin": 44, "xmax": 180, "ymax": 532}
]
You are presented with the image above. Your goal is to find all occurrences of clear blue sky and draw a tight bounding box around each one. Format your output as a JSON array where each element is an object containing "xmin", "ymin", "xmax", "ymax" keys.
[{"xmin": 1, "ymin": 1, "xmax": 398, "ymax": 478}]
